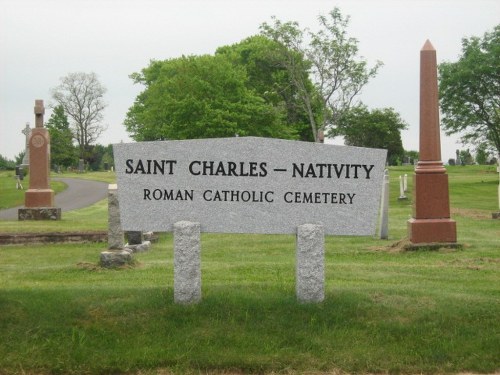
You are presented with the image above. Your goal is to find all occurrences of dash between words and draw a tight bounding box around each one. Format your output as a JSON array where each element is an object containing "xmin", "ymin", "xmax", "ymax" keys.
[{"xmin": 125, "ymin": 159, "xmax": 375, "ymax": 179}]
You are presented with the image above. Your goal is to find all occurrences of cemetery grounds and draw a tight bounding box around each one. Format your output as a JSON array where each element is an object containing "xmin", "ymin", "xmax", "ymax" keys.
[{"xmin": 0, "ymin": 166, "xmax": 498, "ymax": 374}]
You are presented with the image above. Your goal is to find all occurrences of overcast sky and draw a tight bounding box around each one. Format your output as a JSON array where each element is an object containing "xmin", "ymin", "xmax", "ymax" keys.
[{"xmin": 1, "ymin": 0, "xmax": 499, "ymax": 162}]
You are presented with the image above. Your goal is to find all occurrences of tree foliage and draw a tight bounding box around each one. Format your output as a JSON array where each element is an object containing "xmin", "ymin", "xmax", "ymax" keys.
[
  {"xmin": 439, "ymin": 25, "xmax": 500, "ymax": 157},
  {"xmin": 51, "ymin": 72, "xmax": 107, "ymax": 162},
  {"xmin": 335, "ymin": 106, "xmax": 407, "ymax": 165},
  {"xmin": 260, "ymin": 8, "xmax": 382, "ymax": 141},
  {"xmin": 0, "ymin": 154, "xmax": 15, "ymax": 170},
  {"xmin": 87, "ymin": 144, "xmax": 114, "ymax": 171},
  {"xmin": 46, "ymin": 105, "xmax": 78, "ymax": 168},
  {"xmin": 125, "ymin": 54, "xmax": 296, "ymax": 141},
  {"xmin": 216, "ymin": 35, "xmax": 316, "ymax": 141}
]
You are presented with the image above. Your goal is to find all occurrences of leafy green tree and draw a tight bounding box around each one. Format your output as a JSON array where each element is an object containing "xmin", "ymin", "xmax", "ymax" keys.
[
  {"xmin": 260, "ymin": 8, "xmax": 382, "ymax": 142},
  {"xmin": 125, "ymin": 54, "xmax": 295, "ymax": 141},
  {"xmin": 334, "ymin": 106, "xmax": 407, "ymax": 165},
  {"xmin": 86, "ymin": 144, "xmax": 114, "ymax": 171},
  {"xmin": 0, "ymin": 154, "xmax": 15, "ymax": 170},
  {"xmin": 439, "ymin": 25, "xmax": 500, "ymax": 158},
  {"xmin": 14, "ymin": 151, "xmax": 25, "ymax": 166},
  {"xmin": 216, "ymin": 35, "xmax": 317, "ymax": 141},
  {"xmin": 46, "ymin": 105, "xmax": 78, "ymax": 169},
  {"xmin": 475, "ymin": 143, "xmax": 490, "ymax": 165}
]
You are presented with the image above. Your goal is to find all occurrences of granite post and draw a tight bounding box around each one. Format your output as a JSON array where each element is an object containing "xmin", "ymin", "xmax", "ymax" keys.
[
  {"xmin": 18, "ymin": 100, "xmax": 61, "ymax": 220},
  {"xmin": 174, "ymin": 221, "xmax": 201, "ymax": 304},
  {"xmin": 296, "ymin": 223, "xmax": 324, "ymax": 303},
  {"xmin": 407, "ymin": 40, "xmax": 456, "ymax": 244},
  {"xmin": 107, "ymin": 184, "xmax": 124, "ymax": 249},
  {"xmin": 379, "ymin": 169, "xmax": 389, "ymax": 240}
]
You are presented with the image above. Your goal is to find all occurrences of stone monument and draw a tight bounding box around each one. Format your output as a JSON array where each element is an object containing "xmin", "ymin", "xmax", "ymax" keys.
[
  {"xmin": 21, "ymin": 122, "xmax": 31, "ymax": 168},
  {"xmin": 407, "ymin": 41, "xmax": 456, "ymax": 244},
  {"xmin": 114, "ymin": 137, "xmax": 387, "ymax": 303},
  {"xmin": 18, "ymin": 100, "xmax": 61, "ymax": 220}
]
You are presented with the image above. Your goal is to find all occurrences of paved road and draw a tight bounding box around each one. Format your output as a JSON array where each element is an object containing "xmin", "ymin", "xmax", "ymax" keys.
[{"xmin": 0, "ymin": 178, "xmax": 109, "ymax": 220}]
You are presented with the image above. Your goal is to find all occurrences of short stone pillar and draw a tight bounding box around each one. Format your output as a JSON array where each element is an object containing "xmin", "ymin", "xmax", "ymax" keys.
[
  {"xmin": 100, "ymin": 250, "xmax": 133, "ymax": 268},
  {"xmin": 125, "ymin": 231, "xmax": 151, "ymax": 253},
  {"xmin": 126, "ymin": 231, "xmax": 143, "ymax": 245},
  {"xmin": 296, "ymin": 223, "xmax": 324, "ymax": 303},
  {"xmin": 108, "ymin": 184, "xmax": 124, "ymax": 249},
  {"xmin": 379, "ymin": 169, "xmax": 389, "ymax": 240},
  {"xmin": 174, "ymin": 221, "xmax": 201, "ymax": 304}
]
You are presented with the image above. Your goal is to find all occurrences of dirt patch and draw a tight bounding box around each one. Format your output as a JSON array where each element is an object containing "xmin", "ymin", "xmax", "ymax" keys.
[
  {"xmin": 368, "ymin": 238, "xmax": 465, "ymax": 253},
  {"xmin": 451, "ymin": 207, "xmax": 491, "ymax": 219},
  {"xmin": 0, "ymin": 231, "xmax": 107, "ymax": 245}
]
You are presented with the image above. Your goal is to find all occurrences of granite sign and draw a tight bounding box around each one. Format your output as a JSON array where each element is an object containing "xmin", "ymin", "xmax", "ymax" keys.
[{"xmin": 113, "ymin": 137, "xmax": 387, "ymax": 235}]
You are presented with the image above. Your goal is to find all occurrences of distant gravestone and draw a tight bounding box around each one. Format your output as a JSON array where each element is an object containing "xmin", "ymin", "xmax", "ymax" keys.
[
  {"xmin": 21, "ymin": 122, "xmax": 31, "ymax": 168},
  {"xmin": 78, "ymin": 159, "xmax": 85, "ymax": 173},
  {"xmin": 127, "ymin": 231, "xmax": 143, "ymax": 245}
]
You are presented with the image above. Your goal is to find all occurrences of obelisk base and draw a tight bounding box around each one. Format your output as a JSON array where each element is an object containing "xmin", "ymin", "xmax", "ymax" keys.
[
  {"xmin": 18, "ymin": 207, "xmax": 61, "ymax": 221},
  {"xmin": 407, "ymin": 218, "xmax": 456, "ymax": 244},
  {"xmin": 19, "ymin": 189, "xmax": 61, "ymax": 221},
  {"xmin": 24, "ymin": 189, "xmax": 54, "ymax": 207}
]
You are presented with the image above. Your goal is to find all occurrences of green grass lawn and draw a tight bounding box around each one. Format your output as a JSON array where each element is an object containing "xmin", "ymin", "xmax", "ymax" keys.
[
  {"xmin": 0, "ymin": 166, "xmax": 499, "ymax": 374},
  {"xmin": 0, "ymin": 171, "xmax": 67, "ymax": 210}
]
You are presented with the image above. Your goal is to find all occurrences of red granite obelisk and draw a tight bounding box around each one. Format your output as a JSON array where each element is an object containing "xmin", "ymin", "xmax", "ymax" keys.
[
  {"xmin": 19, "ymin": 100, "xmax": 61, "ymax": 220},
  {"xmin": 407, "ymin": 40, "xmax": 456, "ymax": 243}
]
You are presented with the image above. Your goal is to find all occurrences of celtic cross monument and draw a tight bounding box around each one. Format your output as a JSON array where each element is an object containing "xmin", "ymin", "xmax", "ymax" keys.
[{"xmin": 18, "ymin": 100, "xmax": 61, "ymax": 220}]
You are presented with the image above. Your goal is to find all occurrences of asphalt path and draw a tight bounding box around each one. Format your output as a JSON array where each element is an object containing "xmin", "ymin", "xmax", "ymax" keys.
[{"xmin": 0, "ymin": 177, "xmax": 109, "ymax": 220}]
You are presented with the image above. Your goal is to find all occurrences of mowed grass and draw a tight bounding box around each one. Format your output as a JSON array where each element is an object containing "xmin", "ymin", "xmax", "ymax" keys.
[
  {"xmin": 0, "ymin": 170, "xmax": 114, "ymax": 232},
  {"xmin": 0, "ymin": 171, "xmax": 66, "ymax": 210},
  {"xmin": 0, "ymin": 165, "xmax": 499, "ymax": 374}
]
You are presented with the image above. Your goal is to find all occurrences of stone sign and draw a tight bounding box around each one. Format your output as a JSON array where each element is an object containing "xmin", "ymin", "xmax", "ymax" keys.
[{"xmin": 114, "ymin": 137, "xmax": 386, "ymax": 235}]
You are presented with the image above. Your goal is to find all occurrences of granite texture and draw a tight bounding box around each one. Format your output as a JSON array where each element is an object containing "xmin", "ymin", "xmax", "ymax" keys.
[
  {"xmin": 125, "ymin": 240, "xmax": 151, "ymax": 253},
  {"xmin": 18, "ymin": 207, "xmax": 61, "ymax": 220},
  {"xmin": 174, "ymin": 221, "xmax": 201, "ymax": 304},
  {"xmin": 107, "ymin": 184, "xmax": 124, "ymax": 249},
  {"xmin": 296, "ymin": 223, "xmax": 324, "ymax": 303},
  {"xmin": 379, "ymin": 169, "xmax": 389, "ymax": 239},
  {"xmin": 100, "ymin": 250, "xmax": 133, "ymax": 268},
  {"xmin": 126, "ymin": 231, "xmax": 143, "ymax": 245},
  {"xmin": 114, "ymin": 137, "xmax": 387, "ymax": 235}
]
